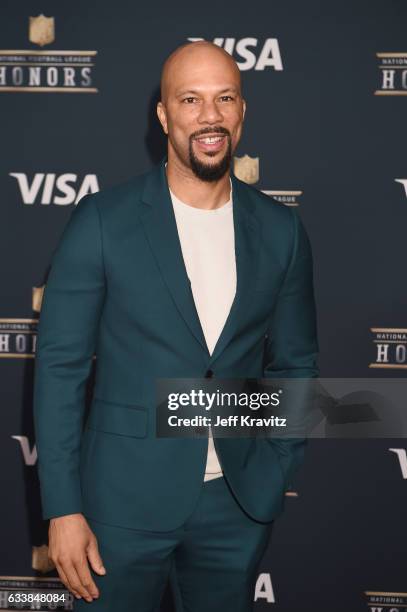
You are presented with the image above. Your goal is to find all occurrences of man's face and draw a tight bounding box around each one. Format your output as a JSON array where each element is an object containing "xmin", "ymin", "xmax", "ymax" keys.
[{"xmin": 158, "ymin": 49, "xmax": 246, "ymax": 181}]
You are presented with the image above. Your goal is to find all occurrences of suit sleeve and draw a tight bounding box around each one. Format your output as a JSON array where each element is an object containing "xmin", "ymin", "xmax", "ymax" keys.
[
  {"xmin": 33, "ymin": 194, "xmax": 106, "ymax": 520},
  {"xmin": 262, "ymin": 207, "xmax": 319, "ymax": 489}
]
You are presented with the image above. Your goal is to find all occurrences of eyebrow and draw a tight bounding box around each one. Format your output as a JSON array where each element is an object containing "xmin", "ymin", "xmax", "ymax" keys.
[{"xmin": 175, "ymin": 86, "xmax": 239, "ymax": 98}]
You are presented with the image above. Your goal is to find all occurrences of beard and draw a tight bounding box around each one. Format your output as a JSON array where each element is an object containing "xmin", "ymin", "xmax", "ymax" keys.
[{"xmin": 188, "ymin": 127, "xmax": 232, "ymax": 182}]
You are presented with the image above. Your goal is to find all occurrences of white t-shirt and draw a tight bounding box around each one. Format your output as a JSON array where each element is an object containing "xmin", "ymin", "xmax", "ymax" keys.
[{"xmin": 169, "ymin": 179, "xmax": 236, "ymax": 481}]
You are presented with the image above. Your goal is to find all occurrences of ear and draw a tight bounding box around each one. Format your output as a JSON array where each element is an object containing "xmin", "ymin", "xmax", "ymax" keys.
[
  {"xmin": 242, "ymin": 98, "xmax": 246, "ymax": 120},
  {"xmin": 157, "ymin": 101, "xmax": 168, "ymax": 135}
]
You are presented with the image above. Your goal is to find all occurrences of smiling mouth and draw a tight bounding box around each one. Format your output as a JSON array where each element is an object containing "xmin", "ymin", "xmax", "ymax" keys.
[
  {"xmin": 193, "ymin": 134, "xmax": 227, "ymax": 153},
  {"xmin": 194, "ymin": 135, "xmax": 226, "ymax": 144}
]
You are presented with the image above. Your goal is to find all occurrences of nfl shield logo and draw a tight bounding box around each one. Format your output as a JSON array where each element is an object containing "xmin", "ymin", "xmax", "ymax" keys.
[
  {"xmin": 32, "ymin": 544, "xmax": 55, "ymax": 573},
  {"xmin": 233, "ymin": 155, "xmax": 259, "ymax": 184},
  {"xmin": 29, "ymin": 14, "xmax": 55, "ymax": 47},
  {"xmin": 32, "ymin": 286, "xmax": 44, "ymax": 313}
]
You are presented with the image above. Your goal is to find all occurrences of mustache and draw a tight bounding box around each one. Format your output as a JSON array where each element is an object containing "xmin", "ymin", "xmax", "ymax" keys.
[{"xmin": 190, "ymin": 126, "xmax": 230, "ymax": 140}]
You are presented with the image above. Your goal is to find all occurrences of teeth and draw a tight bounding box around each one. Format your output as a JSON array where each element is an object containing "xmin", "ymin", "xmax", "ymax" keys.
[{"xmin": 198, "ymin": 136, "xmax": 223, "ymax": 144}]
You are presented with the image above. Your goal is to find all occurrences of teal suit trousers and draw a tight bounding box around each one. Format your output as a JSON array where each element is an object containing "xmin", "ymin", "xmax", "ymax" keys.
[{"xmin": 73, "ymin": 476, "xmax": 273, "ymax": 612}]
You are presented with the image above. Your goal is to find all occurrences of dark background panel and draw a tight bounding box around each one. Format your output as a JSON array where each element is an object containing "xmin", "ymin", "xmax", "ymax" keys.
[{"xmin": 0, "ymin": 1, "xmax": 405, "ymax": 610}]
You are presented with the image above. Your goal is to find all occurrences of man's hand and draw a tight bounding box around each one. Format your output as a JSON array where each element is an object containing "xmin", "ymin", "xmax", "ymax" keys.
[{"xmin": 48, "ymin": 513, "xmax": 106, "ymax": 602}]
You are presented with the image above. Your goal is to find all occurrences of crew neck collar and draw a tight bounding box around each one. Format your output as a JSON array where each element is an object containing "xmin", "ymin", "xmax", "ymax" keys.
[{"xmin": 165, "ymin": 162, "xmax": 233, "ymax": 215}]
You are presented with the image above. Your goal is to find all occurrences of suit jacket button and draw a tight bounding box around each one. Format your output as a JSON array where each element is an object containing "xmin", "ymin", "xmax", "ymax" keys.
[{"xmin": 205, "ymin": 369, "xmax": 214, "ymax": 378}]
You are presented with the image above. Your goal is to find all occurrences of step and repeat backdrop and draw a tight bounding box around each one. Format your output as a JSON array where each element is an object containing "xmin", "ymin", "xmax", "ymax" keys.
[{"xmin": 0, "ymin": 1, "xmax": 405, "ymax": 611}]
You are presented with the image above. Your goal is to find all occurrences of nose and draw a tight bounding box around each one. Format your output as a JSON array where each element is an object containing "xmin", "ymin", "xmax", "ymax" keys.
[{"xmin": 197, "ymin": 100, "xmax": 223, "ymax": 125}]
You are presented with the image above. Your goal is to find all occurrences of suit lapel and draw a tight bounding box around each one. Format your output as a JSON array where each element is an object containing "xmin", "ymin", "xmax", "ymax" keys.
[
  {"xmin": 139, "ymin": 157, "xmax": 261, "ymax": 364},
  {"xmin": 208, "ymin": 173, "xmax": 260, "ymax": 365},
  {"xmin": 139, "ymin": 158, "xmax": 209, "ymax": 354}
]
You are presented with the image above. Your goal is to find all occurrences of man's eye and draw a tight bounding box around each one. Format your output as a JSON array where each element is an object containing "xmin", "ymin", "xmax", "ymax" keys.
[
  {"xmin": 219, "ymin": 95, "xmax": 234, "ymax": 102},
  {"xmin": 182, "ymin": 97, "xmax": 197, "ymax": 104}
]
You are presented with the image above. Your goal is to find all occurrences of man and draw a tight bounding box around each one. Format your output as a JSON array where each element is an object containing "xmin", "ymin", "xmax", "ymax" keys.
[{"xmin": 33, "ymin": 41, "xmax": 319, "ymax": 611}]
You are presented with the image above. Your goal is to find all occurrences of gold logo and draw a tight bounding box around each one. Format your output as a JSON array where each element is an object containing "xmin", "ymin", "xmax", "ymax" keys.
[
  {"xmin": 32, "ymin": 544, "xmax": 55, "ymax": 573},
  {"xmin": 233, "ymin": 154, "xmax": 259, "ymax": 184},
  {"xmin": 32, "ymin": 286, "xmax": 45, "ymax": 312},
  {"xmin": 29, "ymin": 14, "xmax": 55, "ymax": 47}
]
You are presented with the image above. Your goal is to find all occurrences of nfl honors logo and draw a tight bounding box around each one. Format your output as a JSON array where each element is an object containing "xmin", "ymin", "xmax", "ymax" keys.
[
  {"xmin": 233, "ymin": 154, "xmax": 302, "ymax": 206},
  {"xmin": 233, "ymin": 155, "xmax": 260, "ymax": 184},
  {"xmin": 369, "ymin": 328, "xmax": 407, "ymax": 369},
  {"xmin": 375, "ymin": 52, "xmax": 407, "ymax": 95},
  {"xmin": 32, "ymin": 544, "xmax": 55, "ymax": 573},
  {"xmin": 0, "ymin": 286, "xmax": 44, "ymax": 358},
  {"xmin": 32, "ymin": 286, "xmax": 44, "ymax": 312},
  {"xmin": 0, "ymin": 15, "xmax": 98, "ymax": 93},
  {"xmin": 28, "ymin": 14, "xmax": 55, "ymax": 47}
]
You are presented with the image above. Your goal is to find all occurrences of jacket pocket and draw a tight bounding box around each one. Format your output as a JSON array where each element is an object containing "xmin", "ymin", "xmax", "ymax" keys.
[{"xmin": 86, "ymin": 398, "xmax": 148, "ymax": 439}]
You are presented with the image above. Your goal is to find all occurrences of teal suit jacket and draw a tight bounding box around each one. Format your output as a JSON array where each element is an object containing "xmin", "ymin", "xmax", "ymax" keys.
[{"xmin": 33, "ymin": 156, "xmax": 319, "ymax": 530}]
